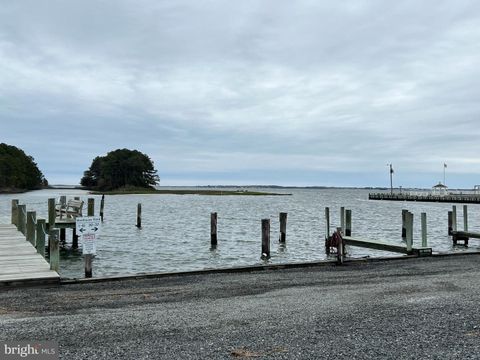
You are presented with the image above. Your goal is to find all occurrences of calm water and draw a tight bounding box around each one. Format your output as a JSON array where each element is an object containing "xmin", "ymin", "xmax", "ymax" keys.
[{"xmin": 1, "ymin": 188, "xmax": 479, "ymax": 278}]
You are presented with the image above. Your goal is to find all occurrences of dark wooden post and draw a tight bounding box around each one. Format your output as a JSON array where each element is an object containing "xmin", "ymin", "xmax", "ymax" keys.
[
  {"xmin": 340, "ymin": 207, "xmax": 345, "ymax": 232},
  {"xmin": 452, "ymin": 206, "xmax": 457, "ymax": 232},
  {"xmin": 100, "ymin": 194, "xmax": 105, "ymax": 222},
  {"xmin": 48, "ymin": 198, "xmax": 56, "ymax": 231},
  {"xmin": 261, "ymin": 219, "xmax": 270, "ymax": 259},
  {"xmin": 136, "ymin": 203, "xmax": 142, "ymax": 228},
  {"xmin": 421, "ymin": 212, "xmax": 427, "ymax": 247},
  {"xmin": 60, "ymin": 228, "xmax": 66, "ymax": 243},
  {"xmin": 49, "ymin": 229, "xmax": 60, "ymax": 272},
  {"xmin": 11, "ymin": 199, "xmax": 19, "ymax": 226},
  {"xmin": 448, "ymin": 211, "xmax": 453, "ymax": 236},
  {"xmin": 210, "ymin": 212, "xmax": 217, "ymax": 246},
  {"xmin": 406, "ymin": 212, "xmax": 413, "ymax": 254},
  {"xmin": 463, "ymin": 205, "xmax": 468, "ymax": 232},
  {"xmin": 59, "ymin": 195, "xmax": 66, "ymax": 219},
  {"xmin": 336, "ymin": 227, "xmax": 344, "ymax": 265},
  {"xmin": 401, "ymin": 209, "xmax": 407, "ymax": 239},
  {"xmin": 88, "ymin": 198, "xmax": 95, "ymax": 216},
  {"xmin": 325, "ymin": 207, "xmax": 330, "ymax": 254},
  {"xmin": 72, "ymin": 227, "xmax": 79, "ymax": 249},
  {"xmin": 36, "ymin": 219, "xmax": 46, "ymax": 257},
  {"xmin": 85, "ymin": 255, "xmax": 93, "ymax": 278},
  {"xmin": 17, "ymin": 204, "xmax": 26, "ymax": 235},
  {"xmin": 26, "ymin": 211, "xmax": 36, "ymax": 245},
  {"xmin": 279, "ymin": 212, "xmax": 287, "ymax": 243},
  {"xmin": 345, "ymin": 210, "xmax": 352, "ymax": 236}
]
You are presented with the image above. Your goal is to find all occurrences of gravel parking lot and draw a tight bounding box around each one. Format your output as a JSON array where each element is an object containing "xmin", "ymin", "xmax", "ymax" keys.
[{"xmin": 1, "ymin": 255, "xmax": 480, "ymax": 359}]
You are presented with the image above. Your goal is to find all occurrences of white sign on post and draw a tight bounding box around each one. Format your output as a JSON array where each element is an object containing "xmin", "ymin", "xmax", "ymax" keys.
[{"xmin": 76, "ymin": 216, "xmax": 101, "ymax": 255}]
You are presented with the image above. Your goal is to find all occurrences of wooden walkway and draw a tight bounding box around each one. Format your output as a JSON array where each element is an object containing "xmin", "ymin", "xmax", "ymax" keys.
[{"xmin": 0, "ymin": 224, "xmax": 59, "ymax": 285}]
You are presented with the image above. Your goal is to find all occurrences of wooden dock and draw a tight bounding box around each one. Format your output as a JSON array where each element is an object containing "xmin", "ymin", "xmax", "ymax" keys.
[
  {"xmin": 0, "ymin": 224, "xmax": 59, "ymax": 286},
  {"xmin": 369, "ymin": 193, "xmax": 480, "ymax": 204}
]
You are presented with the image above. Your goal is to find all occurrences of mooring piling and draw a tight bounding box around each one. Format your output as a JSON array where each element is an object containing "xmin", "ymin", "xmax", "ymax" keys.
[
  {"xmin": 463, "ymin": 205, "xmax": 468, "ymax": 232},
  {"xmin": 36, "ymin": 218, "xmax": 46, "ymax": 257},
  {"xmin": 325, "ymin": 207, "xmax": 330, "ymax": 240},
  {"xmin": 261, "ymin": 219, "xmax": 270, "ymax": 259},
  {"xmin": 279, "ymin": 212, "xmax": 287, "ymax": 243},
  {"xmin": 448, "ymin": 211, "xmax": 453, "ymax": 236},
  {"xmin": 345, "ymin": 209, "xmax": 352, "ymax": 236},
  {"xmin": 26, "ymin": 211, "xmax": 36, "ymax": 245},
  {"xmin": 211, "ymin": 212, "xmax": 218, "ymax": 247},
  {"xmin": 17, "ymin": 204, "xmax": 26, "ymax": 235},
  {"xmin": 336, "ymin": 227, "xmax": 344, "ymax": 264},
  {"xmin": 452, "ymin": 206, "xmax": 457, "ymax": 232},
  {"xmin": 136, "ymin": 203, "xmax": 142, "ymax": 228},
  {"xmin": 11, "ymin": 199, "xmax": 18, "ymax": 226},
  {"xmin": 401, "ymin": 209, "xmax": 407, "ymax": 239},
  {"xmin": 49, "ymin": 229, "xmax": 60, "ymax": 272},
  {"xmin": 88, "ymin": 198, "xmax": 95, "ymax": 216},
  {"xmin": 421, "ymin": 212, "xmax": 427, "ymax": 247},
  {"xmin": 100, "ymin": 194, "xmax": 105, "ymax": 222},
  {"xmin": 48, "ymin": 198, "xmax": 55, "ymax": 231},
  {"xmin": 340, "ymin": 207, "xmax": 345, "ymax": 233},
  {"xmin": 405, "ymin": 211, "xmax": 413, "ymax": 253},
  {"xmin": 85, "ymin": 254, "xmax": 93, "ymax": 278}
]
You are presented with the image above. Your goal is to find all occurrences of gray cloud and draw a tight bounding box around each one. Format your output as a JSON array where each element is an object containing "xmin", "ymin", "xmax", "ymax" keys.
[{"xmin": 1, "ymin": 0, "xmax": 480, "ymax": 187}]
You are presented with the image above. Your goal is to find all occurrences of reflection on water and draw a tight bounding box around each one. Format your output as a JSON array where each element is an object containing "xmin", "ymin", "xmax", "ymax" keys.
[{"xmin": 1, "ymin": 188, "xmax": 479, "ymax": 278}]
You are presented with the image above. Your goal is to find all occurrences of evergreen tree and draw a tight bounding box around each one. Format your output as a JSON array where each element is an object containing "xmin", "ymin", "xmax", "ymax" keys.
[{"xmin": 81, "ymin": 149, "xmax": 160, "ymax": 190}]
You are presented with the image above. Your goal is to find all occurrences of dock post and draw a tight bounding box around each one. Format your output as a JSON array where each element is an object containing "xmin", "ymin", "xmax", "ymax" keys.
[
  {"xmin": 279, "ymin": 212, "xmax": 287, "ymax": 243},
  {"xmin": 48, "ymin": 198, "xmax": 56, "ymax": 231},
  {"xmin": 88, "ymin": 198, "xmax": 95, "ymax": 216},
  {"xmin": 11, "ymin": 199, "xmax": 19, "ymax": 226},
  {"xmin": 72, "ymin": 227, "xmax": 79, "ymax": 249},
  {"xmin": 85, "ymin": 255, "xmax": 93, "ymax": 278},
  {"xmin": 421, "ymin": 212, "xmax": 427, "ymax": 247},
  {"xmin": 211, "ymin": 212, "xmax": 217, "ymax": 247},
  {"xmin": 261, "ymin": 219, "xmax": 270, "ymax": 259},
  {"xmin": 59, "ymin": 195, "xmax": 67, "ymax": 215},
  {"xmin": 17, "ymin": 204, "xmax": 26, "ymax": 235},
  {"xmin": 136, "ymin": 203, "xmax": 142, "ymax": 228},
  {"xmin": 336, "ymin": 227, "xmax": 344, "ymax": 264},
  {"xmin": 325, "ymin": 207, "xmax": 330, "ymax": 254},
  {"xmin": 36, "ymin": 219, "xmax": 46, "ymax": 257},
  {"xmin": 60, "ymin": 228, "xmax": 66, "ymax": 243},
  {"xmin": 452, "ymin": 206, "xmax": 457, "ymax": 232},
  {"xmin": 100, "ymin": 194, "xmax": 105, "ymax": 222},
  {"xmin": 345, "ymin": 210, "xmax": 352, "ymax": 236},
  {"xmin": 26, "ymin": 211, "xmax": 36, "ymax": 245},
  {"xmin": 448, "ymin": 211, "xmax": 453, "ymax": 236},
  {"xmin": 406, "ymin": 212, "xmax": 413, "ymax": 254},
  {"xmin": 49, "ymin": 229, "xmax": 60, "ymax": 272},
  {"xmin": 340, "ymin": 207, "xmax": 345, "ymax": 232},
  {"xmin": 463, "ymin": 205, "xmax": 468, "ymax": 232},
  {"xmin": 401, "ymin": 209, "xmax": 407, "ymax": 239}
]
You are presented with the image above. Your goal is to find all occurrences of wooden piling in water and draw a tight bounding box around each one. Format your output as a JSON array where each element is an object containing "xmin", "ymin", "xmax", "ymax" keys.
[
  {"xmin": 72, "ymin": 227, "xmax": 79, "ymax": 249},
  {"xmin": 452, "ymin": 206, "xmax": 457, "ymax": 232},
  {"xmin": 100, "ymin": 194, "xmax": 105, "ymax": 222},
  {"xmin": 26, "ymin": 211, "xmax": 36, "ymax": 245},
  {"xmin": 340, "ymin": 207, "xmax": 345, "ymax": 233},
  {"xmin": 136, "ymin": 203, "xmax": 142, "ymax": 228},
  {"xmin": 261, "ymin": 219, "xmax": 270, "ymax": 259},
  {"xmin": 463, "ymin": 205, "xmax": 468, "ymax": 232},
  {"xmin": 49, "ymin": 229, "xmax": 60, "ymax": 272},
  {"xmin": 405, "ymin": 212, "xmax": 413, "ymax": 253},
  {"xmin": 345, "ymin": 210, "xmax": 352, "ymax": 236},
  {"xmin": 279, "ymin": 212, "xmax": 287, "ymax": 243},
  {"xmin": 48, "ymin": 198, "xmax": 56, "ymax": 231},
  {"xmin": 88, "ymin": 198, "xmax": 95, "ymax": 216},
  {"xmin": 448, "ymin": 211, "xmax": 453, "ymax": 236},
  {"xmin": 36, "ymin": 219, "xmax": 46, "ymax": 257},
  {"xmin": 85, "ymin": 255, "xmax": 93, "ymax": 278},
  {"xmin": 17, "ymin": 204, "xmax": 26, "ymax": 235},
  {"xmin": 325, "ymin": 207, "xmax": 330, "ymax": 254},
  {"xmin": 336, "ymin": 227, "xmax": 344, "ymax": 264},
  {"xmin": 401, "ymin": 209, "xmax": 407, "ymax": 239},
  {"xmin": 421, "ymin": 212, "xmax": 427, "ymax": 247},
  {"xmin": 211, "ymin": 212, "xmax": 217, "ymax": 246},
  {"xmin": 11, "ymin": 199, "xmax": 18, "ymax": 226}
]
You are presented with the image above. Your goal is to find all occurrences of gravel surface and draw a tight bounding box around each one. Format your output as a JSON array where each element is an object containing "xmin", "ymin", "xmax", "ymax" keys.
[{"xmin": 1, "ymin": 255, "xmax": 480, "ymax": 359}]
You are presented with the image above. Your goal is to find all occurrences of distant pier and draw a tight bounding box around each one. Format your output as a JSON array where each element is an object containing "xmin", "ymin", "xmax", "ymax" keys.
[{"xmin": 369, "ymin": 192, "xmax": 480, "ymax": 204}]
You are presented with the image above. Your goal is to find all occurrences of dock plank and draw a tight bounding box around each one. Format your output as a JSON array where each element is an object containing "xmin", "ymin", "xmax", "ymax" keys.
[{"xmin": 0, "ymin": 223, "xmax": 59, "ymax": 286}]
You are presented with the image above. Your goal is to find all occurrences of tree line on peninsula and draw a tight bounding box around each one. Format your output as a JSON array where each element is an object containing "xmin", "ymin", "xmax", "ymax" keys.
[{"xmin": 0, "ymin": 144, "xmax": 159, "ymax": 193}]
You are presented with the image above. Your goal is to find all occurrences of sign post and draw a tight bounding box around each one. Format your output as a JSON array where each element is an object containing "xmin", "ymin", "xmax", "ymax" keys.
[{"xmin": 76, "ymin": 216, "xmax": 101, "ymax": 278}]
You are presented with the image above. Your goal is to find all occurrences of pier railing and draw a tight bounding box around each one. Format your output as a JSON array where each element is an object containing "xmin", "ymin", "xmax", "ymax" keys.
[{"xmin": 369, "ymin": 193, "xmax": 480, "ymax": 204}]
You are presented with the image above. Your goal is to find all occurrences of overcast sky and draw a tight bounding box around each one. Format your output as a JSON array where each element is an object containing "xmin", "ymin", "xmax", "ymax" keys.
[{"xmin": 1, "ymin": 1, "xmax": 480, "ymax": 188}]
